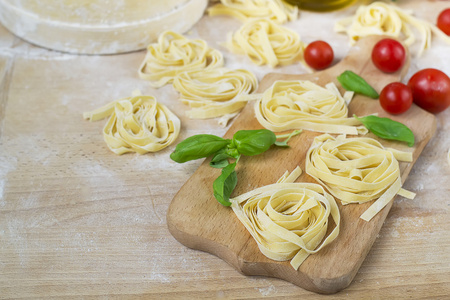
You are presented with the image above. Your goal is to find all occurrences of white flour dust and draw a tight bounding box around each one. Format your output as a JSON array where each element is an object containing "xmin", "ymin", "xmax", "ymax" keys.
[
  {"xmin": 0, "ymin": 154, "xmax": 17, "ymax": 202},
  {"xmin": 0, "ymin": 46, "xmax": 78, "ymax": 61},
  {"xmin": 256, "ymin": 284, "xmax": 276, "ymax": 297},
  {"xmin": 6, "ymin": 218, "xmax": 29, "ymax": 267}
]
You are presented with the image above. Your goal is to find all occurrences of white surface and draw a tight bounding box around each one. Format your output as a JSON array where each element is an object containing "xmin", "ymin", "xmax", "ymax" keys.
[{"xmin": 0, "ymin": 0, "xmax": 208, "ymax": 54}]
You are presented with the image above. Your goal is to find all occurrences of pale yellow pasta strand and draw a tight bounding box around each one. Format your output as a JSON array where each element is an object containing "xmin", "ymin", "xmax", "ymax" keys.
[
  {"xmin": 208, "ymin": 0, "xmax": 298, "ymax": 24},
  {"xmin": 139, "ymin": 31, "xmax": 224, "ymax": 88},
  {"xmin": 305, "ymin": 134, "xmax": 415, "ymax": 221},
  {"xmin": 447, "ymin": 149, "xmax": 450, "ymax": 166},
  {"xmin": 172, "ymin": 68, "xmax": 258, "ymax": 119},
  {"xmin": 231, "ymin": 166, "xmax": 340, "ymax": 270},
  {"xmin": 335, "ymin": 1, "xmax": 450, "ymax": 56},
  {"xmin": 84, "ymin": 95, "xmax": 180, "ymax": 155},
  {"xmin": 254, "ymin": 80, "xmax": 367, "ymax": 135},
  {"xmin": 225, "ymin": 19, "xmax": 304, "ymax": 68}
]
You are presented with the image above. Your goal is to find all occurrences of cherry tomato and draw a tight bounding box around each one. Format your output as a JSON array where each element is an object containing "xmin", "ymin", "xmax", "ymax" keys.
[
  {"xmin": 437, "ymin": 8, "xmax": 450, "ymax": 35},
  {"xmin": 407, "ymin": 68, "xmax": 450, "ymax": 114},
  {"xmin": 304, "ymin": 41, "xmax": 334, "ymax": 70},
  {"xmin": 371, "ymin": 38, "xmax": 406, "ymax": 73},
  {"xmin": 379, "ymin": 82, "xmax": 413, "ymax": 115}
]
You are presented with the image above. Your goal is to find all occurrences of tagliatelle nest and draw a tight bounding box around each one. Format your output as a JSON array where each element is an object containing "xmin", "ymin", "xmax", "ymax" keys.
[
  {"xmin": 231, "ymin": 167, "xmax": 340, "ymax": 270},
  {"xmin": 139, "ymin": 31, "xmax": 224, "ymax": 88},
  {"xmin": 172, "ymin": 68, "xmax": 258, "ymax": 121},
  {"xmin": 225, "ymin": 19, "xmax": 304, "ymax": 68},
  {"xmin": 208, "ymin": 0, "xmax": 299, "ymax": 24},
  {"xmin": 253, "ymin": 80, "xmax": 367, "ymax": 135},
  {"xmin": 83, "ymin": 93, "xmax": 180, "ymax": 155},
  {"xmin": 305, "ymin": 134, "xmax": 415, "ymax": 221},
  {"xmin": 335, "ymin": 1, "xmax": 450, "ymax": 56}
]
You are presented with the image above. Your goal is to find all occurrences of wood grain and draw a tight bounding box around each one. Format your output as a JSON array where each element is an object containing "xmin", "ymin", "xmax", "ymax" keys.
[{"xmin": 167, "ymin": 36, "xmax": 437, "ymax": 294}]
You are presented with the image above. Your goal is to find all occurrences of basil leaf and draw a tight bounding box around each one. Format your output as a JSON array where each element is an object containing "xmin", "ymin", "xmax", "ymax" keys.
[
  {"xmin": 338, "ymin": 70, "xmax": 379, "ymax": 99},
  {"xmin": 213, "ymin": 162, "xmax": 238, "ymax": 206},
  {"xmin": 210, "ymin": 148, "xmax": 233, "ymax": 168},
  {"xmin": 232, "ymin": 129, "xmax": 277, "ymax": 156},
  {"xmin": 274, "ymin": 130, "xmax": 302, "ymax": 147},
  {"xmin": 210, "ymin": 157, "xmax": 230, "ymax": 169},
  {"xmin": 355, "ymin": 115, "xmax": 415, "ymax": 147},
  {"xmin": 170, "ymin": 134, "xmax": 231, "ymax": 163}
]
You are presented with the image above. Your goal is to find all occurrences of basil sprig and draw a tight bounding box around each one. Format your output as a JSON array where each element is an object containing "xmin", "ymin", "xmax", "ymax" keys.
[
  {"xmin": 213, "ymin": 162, "xmax": 238, "ymax": 206},
  {"xmin": 274, "ymin": 130, "xmax": 302, "ymax": 147},
  {"xmin": 210, "ymin": 148, "xmax": 236, "ymax": 169},
  {"xmin": 232, "ymin": 129, "xmax": 277, "ymax": 156},
  {"xmin": 170, "ymin": 134, "xmax": 231, "ymax": 163},
  {"xmin": 337, "ymin": 70, "xmax": 379, "ymax": 99},
  {"xmin": 171, "ymin": 129, "xmax": 301, "ymax": 205},
  {"xmin": 355, "ymin": 115, "xmax": 415, "ymax": 147}
]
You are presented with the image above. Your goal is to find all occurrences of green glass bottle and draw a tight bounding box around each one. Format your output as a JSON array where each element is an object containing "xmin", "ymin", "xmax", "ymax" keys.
[{"xmin": 284, "ymin": 0, "xmax": 358, "ymax": 12}]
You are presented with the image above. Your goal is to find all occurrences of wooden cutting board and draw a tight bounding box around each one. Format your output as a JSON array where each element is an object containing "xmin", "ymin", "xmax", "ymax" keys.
[{"xmin": 166, "ymin": 36, "xmax": 437, "ymax": 294}]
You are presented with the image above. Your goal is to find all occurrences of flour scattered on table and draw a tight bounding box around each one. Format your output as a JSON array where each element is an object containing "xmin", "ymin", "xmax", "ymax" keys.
[{"xmin": 256, "ymin": 284, "xmax": 276, "ymax": 296}]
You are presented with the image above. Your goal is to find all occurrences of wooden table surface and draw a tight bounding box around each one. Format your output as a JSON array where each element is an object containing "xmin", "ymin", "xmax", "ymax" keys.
[{"xmin": 1, "ymin": 1, "xmax": 449, "ymax": 299}]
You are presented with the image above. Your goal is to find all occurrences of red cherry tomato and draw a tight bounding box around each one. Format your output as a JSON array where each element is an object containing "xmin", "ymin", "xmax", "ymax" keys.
[
  {"xmin": 371, "ymin": 38, "xmax": 406, "ymax": 73},
  {"xmin": 407, "ymin": 68, "xmax": 450, "ymax": 114},
  {"xmin": 304, "ymin": 41, "xmax": 334, "ymax": 70},
  {"xmin": 437, "ymin": 8, "xmax": 450, "ymax": 35},
  {"xmin": 379, "ymin": 82, "xmax": 413, "ymax": 115}
]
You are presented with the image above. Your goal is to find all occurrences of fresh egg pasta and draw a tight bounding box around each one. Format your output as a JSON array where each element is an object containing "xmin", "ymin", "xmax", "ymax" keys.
[
  {"xmin": 139, "ymin": 31, "xmax": 224, "ymax": 88},
  {"xmin": 335, "ymin": 1, "xmax": 450, "ymax": 56},
  {"xmin": 83, "ymin": 94, "xmax": 180, "ymax": 155},
  {"xmin": 225, "ymin": 19, "xmax": 304, "ymax": 67},
  {"xmin": 254, "ymin": 80, "xmax": 366, "ymax": 135},
  {"xmin": 305, "ymin": 134, "xmax": 415, "ymax": 221},
  {"xmin": 208, "ymin": 0, "xmax": 298, "ymax": 24},
  {"xmin": 172, "ymin": 68, "xmax": 258, "ymax": 120},
  {"xmin": 231, "ymin": 166, "xmax": 340, "ymax": 270}
]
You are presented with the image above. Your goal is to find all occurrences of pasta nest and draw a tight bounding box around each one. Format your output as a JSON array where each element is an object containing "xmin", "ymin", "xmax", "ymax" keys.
[
  {"xmin": 254, "ymin": 80, "xmax": 364, "ymax": 134},
  {"xmin": 83, "ymin": 95, "xmax": 181, "ymax": 155},
  {"xmin": 208, "ymin": 0, "xmax": 299, "ymax": 24},
  {"xmin": 225, "ymin": 19, "xmax": 304, "ymax": 67},
  {"xmin": 139, "ymin": 31, "xmax": 224, "ymax": 88},
  {"xmin": 334, "ymin": 1, "xmax": 450, "ymax": 56},
  {"xmin": 231, "ymin": 167, "xmax": 340, "ymax": 270},
  {"xmin": 305, "ymin": 134, "xmax": 414, "ymax": 221},
  {"xmin": 172, "ymin": 68, "xmax": 258, "ymax": 119}
]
